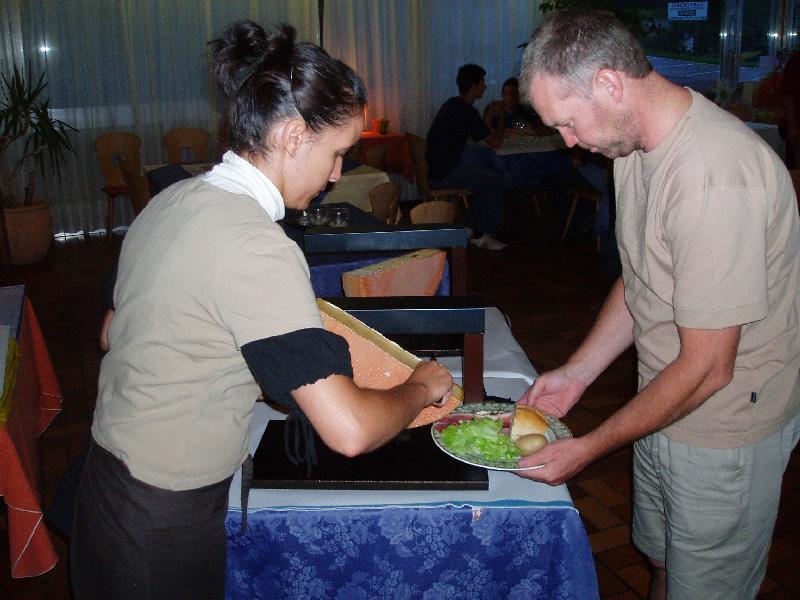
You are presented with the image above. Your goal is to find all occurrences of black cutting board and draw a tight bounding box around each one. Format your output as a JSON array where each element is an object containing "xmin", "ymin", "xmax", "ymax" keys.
[{"xmin": 251, "ymin": 421, "xmax": 488, "ymax": 491}]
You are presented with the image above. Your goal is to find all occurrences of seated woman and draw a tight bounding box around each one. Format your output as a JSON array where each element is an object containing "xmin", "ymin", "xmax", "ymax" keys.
[
  {"xmin": 483, "ymin": 77, "xmax": 549, "ymax": 135},
  {"xmin": 72, "ymin": 21, "xmax": 452, "ymax": 600}
]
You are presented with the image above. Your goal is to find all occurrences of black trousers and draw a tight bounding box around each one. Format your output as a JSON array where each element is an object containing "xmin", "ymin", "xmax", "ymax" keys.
[{"xmin": 71, "ymin": 440, "xmax": 232, "ymax": 600}]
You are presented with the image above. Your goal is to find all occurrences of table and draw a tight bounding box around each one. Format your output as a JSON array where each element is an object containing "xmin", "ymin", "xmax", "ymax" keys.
[
  {"xmin": 495, "ymin": 133, "xmax": 566, "ymax": 157},
  {"xmin": 359, "ymin": 131, "xmax": 415, "ymax": 182},
  {"xmin": 284, "ymin": 203, "xmax": 452, "ymax": 298},
  {"xmin": 488, "ymin": 134, "xmax": 572, "ymax": 189},
  {"xmin": 0, "ymin": 286, "xmax": 62, "ymax": 578},
  {"xmin": 224, "ymin": 308, "xmax": 599, "ymax": 599},
  {"xmin": 320, "ymin": 165, "xmax": 390, "ymax": 213}
]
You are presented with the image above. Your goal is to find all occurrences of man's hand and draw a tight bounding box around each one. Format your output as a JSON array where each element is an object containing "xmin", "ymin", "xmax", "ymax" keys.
[
  {"xmin": 517, "ymin": 365, "xmax": 588, "ymax": 417},
  {"xmin": 515, "ymin": 436, "xmax": 595, "ymax": 486}
]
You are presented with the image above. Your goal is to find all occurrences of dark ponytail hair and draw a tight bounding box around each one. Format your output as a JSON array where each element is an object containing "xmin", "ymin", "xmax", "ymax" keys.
[{"xmin": 211, "ymin": 21, "xmax": 367, "ymax": 154}]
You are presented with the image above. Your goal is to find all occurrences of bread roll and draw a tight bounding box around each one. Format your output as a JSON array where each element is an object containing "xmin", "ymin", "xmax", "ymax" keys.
[{"xmin": 510, "ymin": 406, "xmax": 549, "ymax": 441}]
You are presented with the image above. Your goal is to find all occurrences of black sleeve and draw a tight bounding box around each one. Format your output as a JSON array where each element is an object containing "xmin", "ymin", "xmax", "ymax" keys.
[
  {"xmin": 468, "ymin": 105, "xmax": 491, "ymax": 142},
  {"xmin": 241, "ymin": 328, "xmax": 353, "ymax": 404},
  {"xmin": 102, "ymin": 264, "xmax": 118, "ymax": 311}
]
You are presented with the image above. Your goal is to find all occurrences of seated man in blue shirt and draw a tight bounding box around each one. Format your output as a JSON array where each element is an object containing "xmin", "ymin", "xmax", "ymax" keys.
[{"xmin": 426, "ymin": 64, "xmax": 511, "ymax": 250}]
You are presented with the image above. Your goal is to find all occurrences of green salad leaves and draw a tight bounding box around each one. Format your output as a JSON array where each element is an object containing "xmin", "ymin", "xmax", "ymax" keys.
[{"xmin": 441, "ymin": 417, "xmax": 520, "ymax": 462}]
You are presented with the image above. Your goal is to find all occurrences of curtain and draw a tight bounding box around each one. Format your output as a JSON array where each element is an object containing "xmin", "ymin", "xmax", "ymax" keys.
[
  {"xmin": 323, "ymin": 0, "xmax": 543, "ymax": 137},
  {"xmin": 1, "ymin": 1, "xmax": 317, "ymax": 235},
  {"xmin": 2, "ymin": 1, "xmax": 543, "ymax": 236}
]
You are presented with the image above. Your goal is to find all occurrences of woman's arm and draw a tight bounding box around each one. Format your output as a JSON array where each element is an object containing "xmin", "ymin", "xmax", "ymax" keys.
[{"xmin": 293, "ymin": 360, "xmax": 452, "ymax": 456}]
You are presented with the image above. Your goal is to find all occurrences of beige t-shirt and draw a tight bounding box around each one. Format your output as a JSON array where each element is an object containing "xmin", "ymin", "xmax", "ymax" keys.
[
  {"xmin": 615, "ymin": 90, "xmax": 800, "ymax": 448},
  {"xmin": 92, "ymin": 178, "xmax": 322, "ymax": 490}
]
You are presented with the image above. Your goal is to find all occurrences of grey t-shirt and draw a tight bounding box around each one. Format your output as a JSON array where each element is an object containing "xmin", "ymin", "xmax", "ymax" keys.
[
  {"xmin": 92, "ymin": 178, "xmax": 322, "ymax": 490},
  {"xmin": 615, "ymin": 90, "xmax": 800, "ymax": 448}
]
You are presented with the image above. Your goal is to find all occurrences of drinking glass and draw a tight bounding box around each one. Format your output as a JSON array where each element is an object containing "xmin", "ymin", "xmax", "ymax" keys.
[{"xmin": 308, "ymin": 206, "xmax": 329, "ymax": 226}]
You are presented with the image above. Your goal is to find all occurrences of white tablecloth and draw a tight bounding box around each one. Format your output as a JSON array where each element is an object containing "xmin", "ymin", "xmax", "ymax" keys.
[
  {"xmin": 226, "ymin": 306, "xmax": 568, "ymax": 512},
  {"xmin": 321, "ymin": 165, "xmax": 389, "ymax": 212},
  {"xmin": 495, "ymin": 133, "xmax": 566, "ymax": 156}
]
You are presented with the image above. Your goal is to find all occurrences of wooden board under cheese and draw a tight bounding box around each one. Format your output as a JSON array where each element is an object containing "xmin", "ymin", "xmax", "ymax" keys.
[
  {"xmin": 341, "ymin": 248, "xmax": 446, "ymax": 297},
  {"xmin": 318, "ymin": 299, "xmax": 463, "ymax": 427}
]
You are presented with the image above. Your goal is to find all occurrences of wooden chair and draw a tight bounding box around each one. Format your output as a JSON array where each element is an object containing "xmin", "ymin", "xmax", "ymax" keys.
[
  {"xmin": 94, "ymin": 132, "xmax": 142, "ymax": 241},
  {"xmin": 118, "ymin": 157, "xmax": 151, "ymax": 217},
  {"xmin": 369, "ymin": 181, "xmax": 401, "ymax": 224},
  {"xmin": 406, "ymin": 132, "xmax": 470, "ymax": 209},
  {"xmin": 410, "ymin": 200, "xmax": 459, "ymax": 225},
  {"xmin": 364, "ymin": 144, "xmax": 387, "ymax": 170},
  {"xmin": 163, "ymin": 127, "xmax": 210, "ymax": 165}
]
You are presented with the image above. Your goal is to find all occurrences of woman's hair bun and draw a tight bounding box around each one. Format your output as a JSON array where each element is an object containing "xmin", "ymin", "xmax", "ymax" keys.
[
  {"xmin": 211, "ymin": 21, "xmax": 297, "ymax": 98},
  {"xmin": 210, "ymin": 20, "xmax": 366, "ymax": 155}
]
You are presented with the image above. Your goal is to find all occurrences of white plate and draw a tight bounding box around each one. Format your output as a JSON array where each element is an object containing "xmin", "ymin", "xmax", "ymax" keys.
[{"xmin": 431, "ymin": 401, "xmax": 572, "ymax": 472}]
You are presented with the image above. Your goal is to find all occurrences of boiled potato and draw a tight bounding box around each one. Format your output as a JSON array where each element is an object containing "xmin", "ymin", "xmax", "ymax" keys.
[{"xmin": 515, "ymin": 433, "xmax": 548, "ymax": 455}]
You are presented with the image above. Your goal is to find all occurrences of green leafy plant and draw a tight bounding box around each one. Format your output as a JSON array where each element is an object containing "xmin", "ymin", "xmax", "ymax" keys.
[
  {"xmin": 539, "ymin": 0, "xmax": 644, "ymax": 39},
  {"xmin": 0, "ymin": 65, "xmax": 76, "ymax": 208}
]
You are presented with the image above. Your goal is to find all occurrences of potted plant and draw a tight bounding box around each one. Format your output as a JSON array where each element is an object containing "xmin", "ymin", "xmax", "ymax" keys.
[{"xmin": 1, "ymin": 65, "xmax": 75, "ymax": 265}]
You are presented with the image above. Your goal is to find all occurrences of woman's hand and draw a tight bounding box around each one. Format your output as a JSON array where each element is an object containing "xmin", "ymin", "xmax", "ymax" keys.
[
  {"xmin": 517, "ymin": 365, "xmax": 588, "ymax": 417},
  {"xmin": 407, "ymin": 360, "xmax": 453, "ymax": 406}
]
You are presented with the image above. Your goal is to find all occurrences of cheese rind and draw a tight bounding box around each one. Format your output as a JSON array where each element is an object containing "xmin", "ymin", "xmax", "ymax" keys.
[
  {"xmin": 342, "ymin": 249, "xmax": 446, "ymax": 297},
  {"xmin": 317, "ymin": 299, "xmax": 462, "ymax": 427}
]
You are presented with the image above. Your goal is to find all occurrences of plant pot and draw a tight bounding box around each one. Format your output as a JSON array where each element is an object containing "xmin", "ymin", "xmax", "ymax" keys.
[{"xmin": 2, "ymin": 202, "xmax": 53, "ymax": 265}]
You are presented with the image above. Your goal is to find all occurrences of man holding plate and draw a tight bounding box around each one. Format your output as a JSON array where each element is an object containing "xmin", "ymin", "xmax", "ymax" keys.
[{"xmin": 516, "ymin": 9, "xmax": 800, "ymax": 600}]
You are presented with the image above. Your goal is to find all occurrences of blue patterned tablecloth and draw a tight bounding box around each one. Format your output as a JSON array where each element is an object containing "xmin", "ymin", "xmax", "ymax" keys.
[
  {"xmin": 223, "ymin": 310, "xmax": 598, "ymax": 599},
  {"xmin": 225, "ymin": 503, "xmax": 597, "ymax": 600},
  {"xmin": 224, "ymin": 397, "xmax": 599, "ymax": 600}
]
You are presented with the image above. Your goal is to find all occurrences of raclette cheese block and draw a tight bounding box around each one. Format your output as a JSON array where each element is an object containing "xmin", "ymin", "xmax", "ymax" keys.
[
  {"xmin": 341, "ymin": 249, "xmax": 446, "ymax": 297},
  {"xmin": 318, "ymin": 299, "xmax": 463, "ymax": 427}
]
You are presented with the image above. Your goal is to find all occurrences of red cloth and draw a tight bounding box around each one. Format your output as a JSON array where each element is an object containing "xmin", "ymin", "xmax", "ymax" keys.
[
  {"xmin": 359, "ymin": 131, "xmax": 414, "ymax": 182},
  {"xmin": 0, "ymin": 298, "xmax": 62, "ymax": 577}
]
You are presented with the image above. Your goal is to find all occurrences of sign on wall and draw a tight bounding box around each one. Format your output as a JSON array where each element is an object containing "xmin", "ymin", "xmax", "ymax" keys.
[{"xmin": 667, "ymin": 2, "xmax": 708, "ymax": 21}]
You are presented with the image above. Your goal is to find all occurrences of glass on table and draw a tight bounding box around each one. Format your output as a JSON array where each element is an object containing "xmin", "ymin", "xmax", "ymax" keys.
[
  {"xmin": 328, "ymin": 206, "xmax": 349, "ymax": 227},
  {"xmin": 308, "ymin": 206, "xmax": 329, "ymax": 226}
]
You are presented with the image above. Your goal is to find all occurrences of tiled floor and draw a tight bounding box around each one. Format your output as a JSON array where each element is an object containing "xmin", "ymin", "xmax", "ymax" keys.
[{"xmin": 0, "ymin": 197, "xmax": 798, "ymax": 598}]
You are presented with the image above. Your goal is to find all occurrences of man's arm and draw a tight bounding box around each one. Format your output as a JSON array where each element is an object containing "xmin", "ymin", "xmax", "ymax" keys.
[
  {"xmin": 473, "ymin": 103, "xmax": 504, "ymax": 148},
  {"xmin": 518, "ymin": 323, "xmax": 741, "ymax": 484},
  {"xmin": 483, "ymin": 121, "xmax": 505, "ymax": 148},
  {"xmin": 519, "ymin": 277, "xmax": 635, "ymax": 416}
]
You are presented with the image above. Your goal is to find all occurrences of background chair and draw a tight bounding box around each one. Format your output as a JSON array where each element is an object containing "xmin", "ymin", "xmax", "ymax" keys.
[
  {"xmin": 117, "ymin": 157, "xmax": 151, "ymax": 217},
  {"xmin": 406, "ymin": 132, "xmax": 470, "ymax": 209},
  {"xmin": 163, "ymin": 127, "xmax": 210, "ymax": 165},
  {"xmin": 560, "ymin": 158, "xmax": 612, "ymax": 253},
  {"xmin": 94, "ymin": 132, "xmax": 141, "ymax": 241},
  {"xmin": 364, "ymin": 144, "xmax": 387, "ymax": 170},
  {"xmin": 369, "ymin": 182, "xmax": 401, "ymax": 224},
  {"xmin": 410, "ymin": 200, "xmax": 459, "ymax": 225}
]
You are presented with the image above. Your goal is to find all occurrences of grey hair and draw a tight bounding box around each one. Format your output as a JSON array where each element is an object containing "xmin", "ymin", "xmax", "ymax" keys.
[{"xmin": 520, "ymin": 8, "xmax": 652, "ymax": 101}]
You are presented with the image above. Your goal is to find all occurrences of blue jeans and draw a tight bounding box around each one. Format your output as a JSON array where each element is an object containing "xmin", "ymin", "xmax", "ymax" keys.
[
  {"xmin": 430, "ymin": 147, "xmax": 512, "ymax": 236},
  {"xmin": 576, "ymin": 162, "xmax": 612, "ymax": 243}
]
